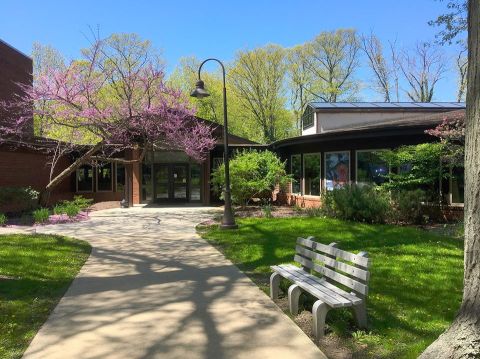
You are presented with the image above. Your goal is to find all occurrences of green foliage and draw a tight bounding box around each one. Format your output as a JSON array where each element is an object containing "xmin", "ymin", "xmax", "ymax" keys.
[
  {"xmin": 71, "ymin": 196, "xmax": 93, "ymax": 210},
  {"xmin": 0, "ymin": 187, "xmax": 39, "ymax": 211},
  {"xmin": 377, "ymin": 143, "xmax": 447, "ymax": 199},
  {"xmin": 200, "ymin": 217, "xmax": 463, "ymax": 358},
  {"xmin": 0, "ymin": 213, "xmax": 6, "ymax": 226},
  {"xmin": 32, "ymin": 208, "xmax": 50, "ymax": 224},
  {"xmin": 321, "ymin": 185, "xmax": 391, "ymax": 223},
  {"xmin": 211, "ymin": 150, "xmax": 291, "ymax": 205},
  {"xmin": 53, "ymin": 196, "xmax": 92, "ymax": 218},
  {"xmin": 0, "ymin": 234, "xmax": 90, "ymax": 358},
  {"xmin": 391, "ymin": 189, "xmax": 428, "ymax": 224},
  {"xmin": 261, "ymin": 203, "xmax": 273, "ymax": 218}
]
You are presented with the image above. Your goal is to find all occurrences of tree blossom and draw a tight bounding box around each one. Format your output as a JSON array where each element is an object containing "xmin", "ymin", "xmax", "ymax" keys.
[{"xmin": 0, "ymin": 34, "xmax": 215, "ymax": 201}]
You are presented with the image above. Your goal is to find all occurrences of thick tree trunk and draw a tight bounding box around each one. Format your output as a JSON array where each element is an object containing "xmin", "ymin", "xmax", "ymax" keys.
[
  {"xmin": 420, "ymin": 1, "xmax": 480, "ymax": 358},
  {"xmin": 39, "ymin": 141, "xmax": 104, "ymax": 206}
]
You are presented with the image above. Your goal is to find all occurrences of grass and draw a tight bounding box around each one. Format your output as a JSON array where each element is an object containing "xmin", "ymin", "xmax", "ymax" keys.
[
  {"xmin": 0, "ymin": 234, "xmax": 91, "ymax": 359},
  {"xmin": 199, "ymin": 217, "xmax": 464, "ymax": 358}
]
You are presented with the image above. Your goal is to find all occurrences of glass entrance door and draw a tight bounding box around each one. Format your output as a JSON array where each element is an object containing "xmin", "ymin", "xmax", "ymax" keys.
[
  {"xmin": 172, "ymin": 165, "xmax": 187, "ymax": 200},
  {"xmin": 154, "ymin": 165, "xmax": 169, "ymax": 200},
  {"xmin": 153, "ymin": 164, "xmax": 189, "ymax": 202}
]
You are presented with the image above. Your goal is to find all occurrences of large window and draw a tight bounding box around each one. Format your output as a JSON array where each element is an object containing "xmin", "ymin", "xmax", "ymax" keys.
[
  {"xmin": 302, "ymin": 106, "xmax": 314, "ymax": 130},
  {"xmin": 142, "ymin": 163, "xmax": 153, "ymax": 202},
  {"xmin": 325, "ymin": 151, "xmax": 350, "ymax": 190},
  {"xmin": 291, "ymin": 154, "xmax": 302, "ymax": 194},
  {"xmin": 304, "ymin": 153, "xmax": 321, "ymax": 196},
  {"xmin": 451, "ymin": 166, "xmax": 464, "ymax": 204},
  {"xmin": 97, "ymin": 163, "xmax": 113, "ymax": 191},
  {"xmin": 116, "ymin": 164, "xmax": 125, "ymax": 193},
  {"xmin": 77, "ymin": 165, "xmax": 94, "ymax": 192},
  {"xmin": 356, "ymin": 150, "xmax": 388, "ymax": 185},
  {"xmin": 190, "ymin": 164, "xmax": 201, "ymax": 201}
]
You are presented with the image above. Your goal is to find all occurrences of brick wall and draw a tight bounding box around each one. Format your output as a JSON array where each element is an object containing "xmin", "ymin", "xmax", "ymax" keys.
[
  {"xmin": 0, "ymin": 145, "xmax": 123, "ymax": 212},
  {"xmin": 0, "ymin": 40, "xmax": 33, "ymax": 136}
]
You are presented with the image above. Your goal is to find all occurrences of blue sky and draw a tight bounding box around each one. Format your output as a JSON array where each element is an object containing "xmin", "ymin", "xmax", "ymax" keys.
[{"xmin": 0, "ymin": 0, "xmax": 464, "ymax": 101}]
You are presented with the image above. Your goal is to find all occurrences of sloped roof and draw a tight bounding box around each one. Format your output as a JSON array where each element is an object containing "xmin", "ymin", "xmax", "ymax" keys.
[{"xmin": 308, "ymin": 102, "xmax": 465, "ymax": 110}]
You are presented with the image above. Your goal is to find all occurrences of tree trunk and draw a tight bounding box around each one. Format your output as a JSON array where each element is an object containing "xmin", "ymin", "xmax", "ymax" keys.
[
  {"xmin": 420, "ymin": 1, "xmax": 480, "ymax": 358},
  {"xmin": 39, "ymin": 141, "xmax": 104, "ymax": 206}
]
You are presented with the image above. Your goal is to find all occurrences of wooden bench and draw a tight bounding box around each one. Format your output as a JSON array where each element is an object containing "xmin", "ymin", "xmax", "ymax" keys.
[{"xmin": 270, "ymin": 236, "xmax": 371, "ymax": 339}]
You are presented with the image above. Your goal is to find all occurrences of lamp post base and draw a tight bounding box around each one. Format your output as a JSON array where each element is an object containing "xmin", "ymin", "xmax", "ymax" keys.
[{"xmin": 220, "ymin": 223, "xmax": 238, "ymax": 230}]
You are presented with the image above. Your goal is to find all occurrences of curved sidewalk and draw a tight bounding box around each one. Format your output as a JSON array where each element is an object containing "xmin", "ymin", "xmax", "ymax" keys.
[{"xmin": 22, "ymin": 207, "xmax": 325, "ymax": 359}]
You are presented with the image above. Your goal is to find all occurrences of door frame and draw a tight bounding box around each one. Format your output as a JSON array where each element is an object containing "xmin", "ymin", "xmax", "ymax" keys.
[{"xmin": 153, "ymin": 163, "xmax": 189, "ymax": 203}]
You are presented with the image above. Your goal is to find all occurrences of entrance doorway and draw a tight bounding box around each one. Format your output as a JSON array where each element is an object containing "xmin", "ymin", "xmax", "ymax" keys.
[{"xmin": 154, "ymin": 164, "xmax": 188, "ymax": 202}]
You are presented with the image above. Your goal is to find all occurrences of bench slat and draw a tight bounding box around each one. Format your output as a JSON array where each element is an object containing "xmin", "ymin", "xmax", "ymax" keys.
[
  {"xmin": 280, "ymin": 264, "xmax": 363, "ymax": 305},
  {"xmin": 297, "ymin": 237, "xmax": 371, "ymax": 268},
  {"xmin": 294, "ymin": 255, "xmax": 369, "ymax": 295},
  {"xmin": 271, "ymin": 265, "xmax": 351, "ymax": 308},
  {"xmin": 295, "ymin": 245, "xmax": 370, "ymax": 281}
]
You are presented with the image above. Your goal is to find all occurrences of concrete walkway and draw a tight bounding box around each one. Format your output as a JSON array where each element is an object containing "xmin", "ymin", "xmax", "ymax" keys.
[{"xmin": 19, "ymin": 207, "xmax": 325, "ymax": 359}]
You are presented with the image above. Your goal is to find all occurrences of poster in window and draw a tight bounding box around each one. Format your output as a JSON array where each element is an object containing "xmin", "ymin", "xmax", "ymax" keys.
[{"xmin": 325, "ymin": 152, "xmax": 350, "ymax": 190}]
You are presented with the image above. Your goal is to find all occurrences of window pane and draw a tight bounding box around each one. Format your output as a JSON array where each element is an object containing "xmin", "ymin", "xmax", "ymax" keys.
[
  {"xmin": 451, "ymin": 167, "xmax": 464, "ymax": 203},
  {"xmin": 291, "ymin": 155, "xmax": 302, "ymax": 194},
  {"xmin": 97, "ymin": 163, "xmax": 112, "ymax": 191},
  {"xmin": 325, "ymin": 152, "xmax": 350, "ymax": 190},
  {"xmin": 357, "ymin": 151, "xmax": 388, "ymax": 185},
  {"xmin": 302, "ymin": 106, "xmax": 314, "ymax": 130},
  {"xmin": 77, "ymin": 165, "xmax": 93, "ymax": 192},
  {"xmin": 116, "ymin": 164, "xmax": 125, "ymax": 192},
  {"xmin": 190, "ymin": 164, "xmax": 201, "ymax": 201},
  {"xmin": 142, "ymin": 163, "xmax": 153, "ymax": 202},
  {"xmin": 304, "ymin": 154, "xmax": 320, "ymax": 196}
]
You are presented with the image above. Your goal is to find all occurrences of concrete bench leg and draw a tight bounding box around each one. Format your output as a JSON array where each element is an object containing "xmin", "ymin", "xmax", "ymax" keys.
[
  {"xmin": 270, "ymin": 272, "xmax": 281, "ymax": 300},
  {"xmin": 352, "ymin": 302, "xmax": 368, "ymax": 329},
  {"xmin": 288, "ymin": 284, "xmax": 302, "ymax": 315},
  {"xmin": 312, "ymin": 300, "xmax": 330, "ymax": 340}
]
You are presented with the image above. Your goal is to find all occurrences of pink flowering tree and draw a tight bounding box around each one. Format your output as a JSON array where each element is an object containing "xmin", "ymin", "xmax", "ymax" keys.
[
  {"xmin": 0, "ymin": 34, "xmax": 215, "ymax": 203},
  {"xmin": 425, "ymin": 110, "xmax": 465, "ymax": 165}
]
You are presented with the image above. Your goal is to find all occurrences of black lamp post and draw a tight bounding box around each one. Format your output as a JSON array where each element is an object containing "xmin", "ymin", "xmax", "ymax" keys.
[{"xmin": 191, "ymin": 58, "xmax": 238, "ymax": 229}]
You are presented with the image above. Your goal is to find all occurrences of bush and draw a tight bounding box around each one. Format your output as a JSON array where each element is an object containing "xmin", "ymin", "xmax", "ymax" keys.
[
  {"xmin": 0, "ymin": 213, "xmax": 6, "ymax": 226},
  {"xmin": 390, "ymin": 189, "xmax": 428, "ymax": 224},
  {"xmin": 261, "ymin": 203, "xmax": 273, "ymax": 218},
  {"xmin": 0, "ymin": 187, "xmax": 39, "ymax": 211},
  {"xmin": 32, "ymin": 208, "xmax": 50, "ymax": 224},
  {"xmin": 53, "ymin": 196, "xmax": 91, "ymax": 218},
  {"xmin": 211, "ymin": 150, "xmax": 291, "ymax": 205},
  {"xmin": 321, "ymin": 185, "xmax": 391, "ymax": 223},
  {"xmin": 71, "ymin": 196, "xmax": 93, "ymax": 210}
]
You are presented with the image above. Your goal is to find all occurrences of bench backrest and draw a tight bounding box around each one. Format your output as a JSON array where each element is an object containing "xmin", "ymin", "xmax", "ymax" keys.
[{"xmin": 295, "ymin": 236, "xmax": 371, "ymax": 296}]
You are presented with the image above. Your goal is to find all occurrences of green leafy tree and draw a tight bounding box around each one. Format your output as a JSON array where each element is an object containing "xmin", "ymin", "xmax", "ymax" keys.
[
  {"xmin": 229, "ymin": 44, "xmax": 294, "ymax": 143},
  {"xmin": 377, "ymin": 143, "xmax": 447, "ymax": 200},
  {"xmin": 302, "ymin": 29, "xmax": 361, "ymax": 102},
  {"xmin": 169, "ymin": 56, "xmax": 262, "ymax": 142},
  {"xmin": 211, "ymin": 150, "xmax": 291, "ymax": 205}
]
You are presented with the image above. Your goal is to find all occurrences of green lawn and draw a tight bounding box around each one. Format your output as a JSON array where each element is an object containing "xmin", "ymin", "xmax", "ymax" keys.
[
  {"xmin": 199, "ymin": 217, "xmax": 464, "ymax": 358},
  {"xmin": 0, "ymin": 234, "xmax": 91, "ymax": 359}
]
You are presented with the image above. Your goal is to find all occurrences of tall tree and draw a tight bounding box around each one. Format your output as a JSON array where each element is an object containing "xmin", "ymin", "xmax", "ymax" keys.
[
  {"xmin": 0, "ymin": 33, "xmax": 215, "ymax": 202},
  {"xmin": 361, "ymin": 33, "xmax": 400, "ymax": 102},
  {"xmin": 169, "ymin": 57, "xmax": 258, "ymax": 141},
  {"xmin": 420, "ymin": 1, "xmax": 480, "ymax": 357},
  {"xmin": 229, "ymin": 44, "xmax": 293, "ymax": 143},
  {"xmin": 286, "ymin": 45, "xmax": 322, "ymax": 133},
  {"xmin": 302, "ymin": 29, "xmax": 361, "ymax": 102},
  {"xmin": 399, "ymin": 42, "xmax": 447, "ymax": 102}
]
